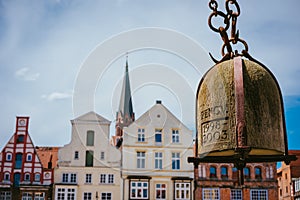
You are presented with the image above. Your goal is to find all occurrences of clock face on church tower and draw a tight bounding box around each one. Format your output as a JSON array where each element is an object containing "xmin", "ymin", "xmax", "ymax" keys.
[{"xmin": 18, "ymin": 118, "xmax": 26, "ymax": 126}]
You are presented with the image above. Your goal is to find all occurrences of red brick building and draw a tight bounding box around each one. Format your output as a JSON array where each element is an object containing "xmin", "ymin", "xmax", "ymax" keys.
[
  {"xmin": 0, "ymin": 117, "xmax": 58, "ymax": 200},
  {"xmin": 194, "ymin": 162, "xmax": 278, "ymax": 199},
  {"xmin": 277, "ymin": 150, "xmax": 300, "ymax": 200}
]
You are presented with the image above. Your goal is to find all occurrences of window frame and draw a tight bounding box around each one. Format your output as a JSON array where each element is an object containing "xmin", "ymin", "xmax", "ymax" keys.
[
  {"xmin": 85, "ymin": 174, "xmax": 92, "ymax": 184},
  {"xmin": 209, "ymin": 166, "xmax": 217, "ymax": 178},
  {"xmin": 172, "ymin": 152, "xmax": 180, "ymax": 170},
  {"xmin": 155, "ymin": 183, "xmax": 167, "ymax": 200},
  {"xmin": 138, "ymin": 128, "xmax": 145, "ymax": 142},
  {"xmin": 86, "ymin": 130, "xmax": 95, "ymax": 146},
  {"xmin": 202, "ymin": 188, "xmax": 220, "ymax": 200},
  {"xmin": 137, "ymin": 151, "xmax": 146, "ymax": 169},
  {"xmin": 231, "ymin": 189, "xmax": 242, "ymax": 200},
  {"xmin": 255, "ymin": 166, "xmax": 262, "ymax": 179},
  {"xmin": 130, "ymin": 181, "xmax": 148, "ymax": 199},
  {"xmin": 175, "ymin": 182, "xmax": 190, "ymax": 200},
  {"xmin": 155, "ymin": 129, "xmax": 162, "ymax": 144},
  {"xmin": 172, "ymin": 129, "xmax": 180, "ymax": 143},
  {"xmin": 250, "ymin": 189, "xmax": 268, "ymax": 200}
]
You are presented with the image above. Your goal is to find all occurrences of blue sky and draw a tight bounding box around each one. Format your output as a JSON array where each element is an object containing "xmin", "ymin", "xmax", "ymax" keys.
[{"xmin": 0, "ymin": 0, "xmax": 299, "ymax": 151}]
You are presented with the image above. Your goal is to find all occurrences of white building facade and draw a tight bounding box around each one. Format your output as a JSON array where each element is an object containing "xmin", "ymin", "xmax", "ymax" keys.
[
  {"xmin": 122, "ymin": 100, "xmax": 194, "ymax": 200},
  {"xmin": 54, "ymin": 111, "xmax": 121, "ymax": 200}
]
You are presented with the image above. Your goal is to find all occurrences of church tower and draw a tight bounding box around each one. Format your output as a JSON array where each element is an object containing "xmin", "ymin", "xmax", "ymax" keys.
[{"xmin": 115, "ymin": 57, "xmax": 135, "ymax": 139}]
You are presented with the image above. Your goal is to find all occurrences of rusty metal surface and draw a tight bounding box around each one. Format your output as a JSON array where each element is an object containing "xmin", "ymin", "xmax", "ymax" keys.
[
  {"xmin": 196, "ymin": 59, "xmax": 287, "ymax": 157},
  {"xmin": 234, "ymin": 56, "xmax": 246, "ymax": 148}
]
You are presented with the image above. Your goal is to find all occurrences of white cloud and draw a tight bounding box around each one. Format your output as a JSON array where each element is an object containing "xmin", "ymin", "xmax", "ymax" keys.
[
  {"xmin": 15, "ymin": 67, "xmax": 40, "ymax": 81},
  {"xmin": 41, "ymin": 92, "xmax": 72, "ymax": 101}
]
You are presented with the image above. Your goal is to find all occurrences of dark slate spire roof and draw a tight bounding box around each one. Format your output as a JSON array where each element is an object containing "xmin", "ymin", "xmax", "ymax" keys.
[{"xmin": 117, "ymin": 57, "xmax": 134, "ymax": 126}]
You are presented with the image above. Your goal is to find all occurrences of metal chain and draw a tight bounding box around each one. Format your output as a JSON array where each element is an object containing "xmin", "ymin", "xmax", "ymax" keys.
[{"xmin": 208, "ymin": 0, "xmax": 251, "ymax": 63}]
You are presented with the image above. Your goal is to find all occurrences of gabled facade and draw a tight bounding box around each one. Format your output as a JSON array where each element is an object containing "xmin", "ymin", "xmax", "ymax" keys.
[
  {"xmin": 0, "ymin": 117, "xmax": 53, "ymax": 200},
  {"xmin": 54, "ymin": 111, "xmax": 121, "ymax": 200},
  {"xmin": 122, "ymin": 100, "xmax": 194, "ymax": 200}
]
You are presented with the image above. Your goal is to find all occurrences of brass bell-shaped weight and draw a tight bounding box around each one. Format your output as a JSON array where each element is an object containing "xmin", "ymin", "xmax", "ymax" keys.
[{"xmin": 197, "ymin": 57, "xmax": 287, "ymax": 158}]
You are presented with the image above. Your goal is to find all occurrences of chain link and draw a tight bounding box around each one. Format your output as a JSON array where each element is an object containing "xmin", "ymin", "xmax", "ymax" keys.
[{"xmin": 208, "ymin": 0, "xmax": 250, "ymax": 63}]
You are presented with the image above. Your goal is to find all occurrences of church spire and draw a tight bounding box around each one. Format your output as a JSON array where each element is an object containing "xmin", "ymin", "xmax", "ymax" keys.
[{"xmin": 115, "ymin": 56, "xmax": 135, "ymax": 137}]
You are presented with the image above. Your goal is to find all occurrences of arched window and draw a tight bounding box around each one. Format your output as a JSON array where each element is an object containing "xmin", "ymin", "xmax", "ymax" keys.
[
  {"xmin": 6, "ymin": 152, "xmax": 12, "ymax": 161},
  {"xmin": 221, "ymin": 166, "xmax": 228, "ymax": 179},
  {"xmin": 24, "ymin": 173, "xmax": 30, "ymax": 181},
  {"xmin": 86, "ymin": 130, "xmax": 94, "ymax": 146},
  {"xmin": 232, "ymin": 167, "xmax": 238, "ymax": 180},
  {"xmin": 15, "ymin": 153, "xmax": 23, "ymax": 169},
  {"xmin": 34, "ymin": 173, "xmax": 41, "ymax": 182},
  {"xmin": 210, "ymin": 166, "xmax": 217, "ymax": 178},
  {"xmin": 26, "ymin": 153, "xmax": 32, "ymax": 162},
  {"xmin": 255, "ymin": 167, "xmax": 262, "ymax": 179},
  {"xmin": 244, "ymin": 167, "xmax": 250, "ymax": 179},
  {"xmin": 4, "ymin": 172, "xmax": 10, "ymax": 181}
]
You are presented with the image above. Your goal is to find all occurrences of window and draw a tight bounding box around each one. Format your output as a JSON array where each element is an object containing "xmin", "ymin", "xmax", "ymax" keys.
[
  {"xmin": 286, "ymin": 186, "xmax": 288, "ymax": 193},
  {"xmin": 155, "ymin": 152, "xmax": 163, "ymax": 169},
  {"xmin": 221, "ymin": 166, "xmax": 228, "ymax": 179},
  {"xmin": 210, "ymin": 166, "xmax": 217, "ymax": 178},
  {"xmin": 232, "ymin": 167, "xmax": 238, "ymax": 180},
  {"xmin": 203, "ymin": 188, "xmax": 220, "ymax": 200},
  {"xmin": 4, "ymin": 173, "xmax": 10, "ymax": 181},
  {"xmin": 24, "ymin": 173, "xmax": 30, "ymax": 181},
  {"xmin": 62, "ymin": 173, "xmax": 77, "ymax": 183},
  {"xmin": 15, "ymin": 153, "xmax": 23, "ymax": 169},
  {"xmin": 130, "ymin": 181, "xmax": 148, "ymax": 199},
  {"xmin": 101, "ymin": 193, "xmax": 112, "ymax": 200},
  {"xmin": 6, "ymin": 153, "xmax": 12, "ymax": 161},
  {"xmin": 100, "ymin": 152, "xmax": 105, "ymax": 160},
  {"xmin": 34, "ymin": 173, "xmax": 40, "ymax": 182},
  {"xmin": 26, "ymin": 154, "xmax": 32, "ymax": 162},
  {"xmin": 295, "ymin": 178, "xmax": 300, "ymax": 192},
  {"xmin": 34, "ymin": 192, "xmax": 45, "ymax": 200},
  {"xmin": 155, "ymin": 129, "xmax": 162, "ymax": 143},
  {"xmin": 85, "ymin": 174, "xmax": 92, "ymax": 183},
  {"xmin": 172, "ymin": 129, "xmax": 179, "ymax": 143},
  {"xmin": 250, "ymin": 189, "xmax": 268, "ymax": 200},
  {"xmin": 255, "ymin": 167, "xmax": 262, "ymax": 179},
  {"xmin": 66, "ymin": 189, "xmax": 75, "ymax": 200},
  {"xmin": 70, "ymin": 174, "xmax": 76, "ymax": 183},
  {"xmin": 198, "ymin": 165, "xmax": 207, "ymax": 178},
  {"xmin": 0, "ymin": 191, "xmax": 11, "ymax": 200},
  {"xmin": 17, "ymin": 135, "xmax": 24, "ymax": 143},
  {"xmin": 74, "ymin": 151, "xmax": 79, "ymax": 160},
  {"xmin": 56, "ymin": 188, "xmax": 65, "ymax": 200},
  {"xmin": 86, "ymin": 130, "xmax": 94, "ymax": 146},
  {"xmin": 21, "ymin": 192, "xmax": 32, "ymax": 200},
  {"xmin": 175, "ymin": 183, "xmax": 190, "ymax": 200},
  {"xmin": 85, "ymin": 150, "xmax": 94, "ymax": 167},
  {"xmin": 172, "ymin": 152, "xmax": 180, "ymax": 170},
  {"xmin": 156, "ymin": 183, "xmax": 166, "ymax": 200},
  {"xmin": 13, "ymin": 173, "xmax": 21, "ymax": 187},
  {"xmin": 83, "ymin": 192, "xmax": 92, "ymax": 200},
  {"xmin": 137, "ymin": 152, "xmax": 145, "ymax": 169},
  {"xmin": 138, "ymin": 128, "xmax": 145, "ymax": 142},
  {"xmin": 244, "ymin": 167, "xmax": 250, "ymax": 179},
  {"xmin": 100, "ymin": 174, "xmax": 114, "ymax": 184},
  {"xmin": 231, "ymin": 189, "xmax": 242, "ymax": 200}
]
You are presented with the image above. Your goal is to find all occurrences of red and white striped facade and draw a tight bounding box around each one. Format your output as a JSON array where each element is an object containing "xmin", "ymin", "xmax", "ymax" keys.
[{"xmin": 0, "ymin": 116, "xmax": 53, "ymax": 199}]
